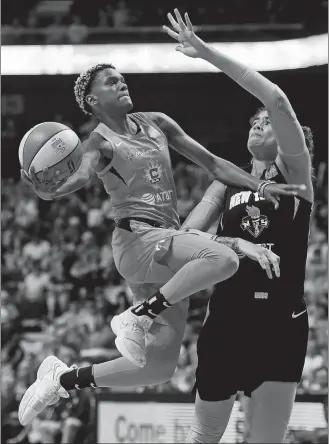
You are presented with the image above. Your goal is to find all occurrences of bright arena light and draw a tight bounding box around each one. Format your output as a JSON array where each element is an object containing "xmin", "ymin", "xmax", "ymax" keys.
[{"xmin": 1, "ymin": 33, "xmax": 327, "ymax": 75}]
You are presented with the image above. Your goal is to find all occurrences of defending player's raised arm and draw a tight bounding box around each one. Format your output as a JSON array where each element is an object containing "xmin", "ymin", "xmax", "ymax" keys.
[
  {"xmin": 147, "ymin": 111, "xmax": 304, "ymax": 209},
  {"xmin": 163, "ymin": 10, "xmax": 312, "ymax": 177},
  {"xmin": 182, "ymin": 181, "xmax": 225, "ymax": 231}
]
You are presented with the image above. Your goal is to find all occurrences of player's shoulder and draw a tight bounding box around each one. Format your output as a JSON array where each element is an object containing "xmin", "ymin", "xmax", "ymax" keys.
[
  {"xmin": 143, "ymin": 111, "xmax": 169, "ymax": 125},
  {"xmin": 83, "ymin": 132, "xmax": 113, "ymax": 159},
  {"xmin": 142, "ymin": 112, "xmax": 181, "ymax": 137}
]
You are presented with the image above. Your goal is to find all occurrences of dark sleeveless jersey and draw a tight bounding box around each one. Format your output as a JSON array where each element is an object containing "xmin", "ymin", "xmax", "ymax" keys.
[{"xmin": 210, "ymin": 162, "xmax": 313, "ymax": 313}]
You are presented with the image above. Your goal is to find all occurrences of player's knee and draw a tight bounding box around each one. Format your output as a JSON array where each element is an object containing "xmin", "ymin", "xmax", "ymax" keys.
[
  {"xmin": 209, "ymin": 247, "xmax": 239, "ymax": 277},
  {"xmin": 201, "ymin": 247, "xmax": 239, "ymax": 283},
  {"xmin": 146, "ymin": 358, "xmax": 177, "ymax": 384},
  {"xmin": 156, "ymin": 360, "xmax": 177, "ymax": 383},
  {"xmin": 203, "ymin": 243, "xmax": 239, "ymax": 272}
]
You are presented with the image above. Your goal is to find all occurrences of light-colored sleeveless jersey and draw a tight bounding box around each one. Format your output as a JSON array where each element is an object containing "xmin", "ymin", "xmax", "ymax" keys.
[{"xmin": 93, "ymin": 112, "xmax": 180, "ymax": 229}]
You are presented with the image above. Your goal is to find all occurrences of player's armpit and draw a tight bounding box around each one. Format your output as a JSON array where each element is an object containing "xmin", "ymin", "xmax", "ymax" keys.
[{"xmin": 182, "ymin": 181, "xmax": 225, "ymax": 231}]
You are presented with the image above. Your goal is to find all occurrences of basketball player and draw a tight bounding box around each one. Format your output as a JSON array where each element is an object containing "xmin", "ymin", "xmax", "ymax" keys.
[
  {"xmin": 164, "ymin": 9, "xmax": 314, "ymax": 443},
  {"xmin": 19, "ymin": 54, "xmax": 303, "ymax": 425}
]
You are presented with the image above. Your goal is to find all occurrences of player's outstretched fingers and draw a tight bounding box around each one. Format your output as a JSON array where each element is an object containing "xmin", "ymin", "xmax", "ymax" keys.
[
  {"xmin": 259, "ymin": 255, "xmax": 272, "ymax": 279},
  {"xmin": 163, "ymin": 25, "xmax": 179, "ymax": 40},
  {"xmin": 167, "ymin": 12, "xmax": 180, "ymax": 32},
  {"xmin": 174, "ymin": 8, "xmax": 187, "ymax": 30},
  {"xmin": 184, "ymin": 12, "xmax": 193, "ymax": 30},
  {"xmin": 268, "ymin": 252, "xmax": 280, "ymax": 278}
]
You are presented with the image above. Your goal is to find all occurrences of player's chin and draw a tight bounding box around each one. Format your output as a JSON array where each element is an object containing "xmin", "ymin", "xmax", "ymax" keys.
[
  {"xmin": 247, "ymin": 137, "xmax": 266, "ymax": 155},
  {"xmin": 126, "ymin": 100, "xmax": 134, "ymax": 111},
  {"xmin": 118, "ymin": 96, "xmax": 133, "ymax": 110}
]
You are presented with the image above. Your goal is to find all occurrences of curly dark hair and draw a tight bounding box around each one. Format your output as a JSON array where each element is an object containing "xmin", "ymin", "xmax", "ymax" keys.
[{"xmin": 74, "ymin": 63, "xmax": 116, "ymax": 115}]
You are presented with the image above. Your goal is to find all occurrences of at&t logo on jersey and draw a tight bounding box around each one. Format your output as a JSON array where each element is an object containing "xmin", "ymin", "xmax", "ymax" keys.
[
  {"xmin": 141, "ymin": 190, "xmax": 173, "ymax": 205},
  {"xmin": 143, "ymin": 160, "xmax": 164, "ymax": 185},
  {"xmin": 141, "ymin": 193, "xmax": 156, "ymax": 205},
  {"xmin": 240, "ymin": 205, "xmax": 269, "ymax": 238}
]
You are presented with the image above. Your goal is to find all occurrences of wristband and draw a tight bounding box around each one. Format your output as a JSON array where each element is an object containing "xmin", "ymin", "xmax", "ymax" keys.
[{"xmin": 257, "ymin": 180, "xmax": 276, "ymax": 198}]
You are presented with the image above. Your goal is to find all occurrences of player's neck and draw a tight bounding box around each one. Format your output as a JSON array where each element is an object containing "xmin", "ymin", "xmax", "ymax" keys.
[
  {"xmin": 99, "ymin": 113, "xmax": 132, "ymax": 136},
  {"xmin": 251, "ymin": 159, "xmax": 272, "ymax": 178}
]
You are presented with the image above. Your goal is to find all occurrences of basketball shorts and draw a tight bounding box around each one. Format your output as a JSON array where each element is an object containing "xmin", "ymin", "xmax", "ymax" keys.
[
  {"xmin": 195, "ymin": 293, "xmax": 309, "ymax": 401},
  {"xmin": 111, "ymin": 221, "xmax": 189, "ymax": 326}
]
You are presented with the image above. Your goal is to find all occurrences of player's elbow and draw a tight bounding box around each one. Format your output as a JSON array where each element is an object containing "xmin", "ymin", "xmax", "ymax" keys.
[{"xmin": 268, "ymin": 84, "xmax": 291, "ymax": 111}]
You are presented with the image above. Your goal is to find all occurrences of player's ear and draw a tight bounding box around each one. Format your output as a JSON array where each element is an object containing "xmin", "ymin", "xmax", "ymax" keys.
[{"xmin": 85, "ymin": 94, "xmax": 98, "ymax": 108}]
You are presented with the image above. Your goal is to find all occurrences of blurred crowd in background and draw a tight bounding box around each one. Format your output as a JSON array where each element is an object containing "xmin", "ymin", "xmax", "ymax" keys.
[
  {"xmin": 2, "ymin": 0, "xmax": 328, "ymax": 45},
  {"xmin": 2, "ymin": 1, "xmax": 327, "ymax": 442},
  {"xmin": 2, "ymin": 153, "xmax": 328, "ymax": 442}
]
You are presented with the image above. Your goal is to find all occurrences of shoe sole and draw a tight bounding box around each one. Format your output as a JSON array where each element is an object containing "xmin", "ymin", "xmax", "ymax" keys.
[
  {"xmin": 18, "ymin": 381, "xmax": 38, "ymax": 425},
  {"xmin": 18, "ymin": 356, "xmax": 60, "ymax": 426},
  {"xmin": 111, "ymin": 316, "xmax": 146, "ymax": 368}
]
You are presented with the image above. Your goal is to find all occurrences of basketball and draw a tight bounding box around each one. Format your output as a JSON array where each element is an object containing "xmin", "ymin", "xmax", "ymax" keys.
[{"xmin": 18, "ymin": 122, "xmax": 83, "ymax": 184}]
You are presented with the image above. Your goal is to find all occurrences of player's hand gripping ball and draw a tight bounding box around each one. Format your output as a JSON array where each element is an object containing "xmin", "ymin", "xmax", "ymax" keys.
[{"xmin": 19, "ymin": 122, "xmax": 83, "ymax": 199}]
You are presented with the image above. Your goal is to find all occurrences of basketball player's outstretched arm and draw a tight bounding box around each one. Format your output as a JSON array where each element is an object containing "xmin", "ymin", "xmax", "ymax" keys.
[
  {"xmin": 163, "ymin": 9, "xmax": 313, "ymax": 201},
  {"xmin": 146, "ymin": 111, "xmax": 303, "ymax": 209}
]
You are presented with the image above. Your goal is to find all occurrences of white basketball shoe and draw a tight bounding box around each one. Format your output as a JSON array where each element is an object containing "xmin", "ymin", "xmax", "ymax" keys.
[
  {"xmin": 18, "ymin": 356, "xmax": 76, "ymax": 426},
  {"xmin": 111, "ymin": 307, "xmax": 153, "ymax": 368}
]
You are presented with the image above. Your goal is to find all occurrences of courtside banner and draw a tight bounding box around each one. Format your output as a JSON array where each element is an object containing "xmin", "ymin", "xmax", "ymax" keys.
[
  {"xmin": 96, "ymin": 393, "xmax": 327, "ymax": 443},
  {"xmin": 1, "ymin": 34, "xmax": 328, "ymax": 75}
]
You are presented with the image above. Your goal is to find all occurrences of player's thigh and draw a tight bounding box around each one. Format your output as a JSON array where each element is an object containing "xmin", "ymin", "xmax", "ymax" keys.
[
  {"xmin": 248, "ymin": 381, "xmax": 297, "ymax": 443},
  {"xmin": 196, "ymin": 312, "xmax": 239, "ymax": 402},
  {"xmin": 119, "ymin": 228, "xmax": 238, "ymax": 285},
  {"xmin": 158, "ymin": 229, "xmax": 238, "ymax": 274}
]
